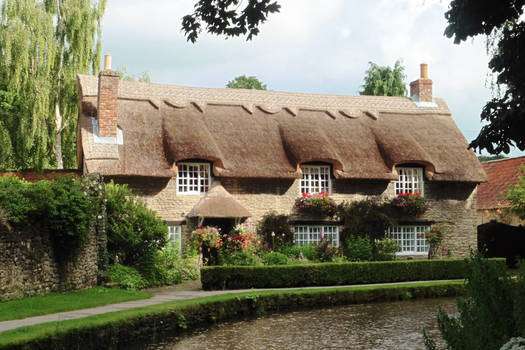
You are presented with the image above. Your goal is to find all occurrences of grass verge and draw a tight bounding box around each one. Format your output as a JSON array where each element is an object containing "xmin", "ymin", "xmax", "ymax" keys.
[
  {"xmin": 0, "ymin": 281, "xmax": 464, "ymax": 349},
  {"xmin": 0, "ymin": 287, "xmax": 151, "ymax": 322}
]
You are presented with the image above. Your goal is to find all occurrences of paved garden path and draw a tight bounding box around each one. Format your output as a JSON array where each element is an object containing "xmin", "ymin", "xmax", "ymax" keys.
[{"xmin": 0, "ymin": 279, "xmax": 458, "ymax": 333}]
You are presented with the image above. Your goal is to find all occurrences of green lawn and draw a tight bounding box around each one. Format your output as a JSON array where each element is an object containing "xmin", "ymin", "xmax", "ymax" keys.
[
  {"xmin": 0, "ymin": 287, "xmax": 151, "ymax": 322},
  {"xmin": 0, "ymin": 281, "xmax": 464, "ymax": 348}
]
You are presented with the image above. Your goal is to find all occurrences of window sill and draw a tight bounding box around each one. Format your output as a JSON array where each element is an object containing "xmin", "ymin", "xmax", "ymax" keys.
[{"xmin": 395, "ymin": 252, "xmax": 428, "ymax": 256}]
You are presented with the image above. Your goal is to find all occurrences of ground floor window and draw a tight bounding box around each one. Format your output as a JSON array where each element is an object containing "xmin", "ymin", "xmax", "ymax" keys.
[
  {"xmin": 168, "ymin": 225, "xmax": 182, "ymax": 251},
  {"xmin": 389, "ymin": 225, "xmax": 429, "ymax": 254},
  {"xmin": 294, "ymin": 225, "xmax": 339, "ymax": 247}
]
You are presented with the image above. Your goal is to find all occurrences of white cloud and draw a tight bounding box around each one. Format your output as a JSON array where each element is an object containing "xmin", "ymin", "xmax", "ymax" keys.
[{"xmin": 100, "ymin": 0, "xmax": 523, "ymax": 157}]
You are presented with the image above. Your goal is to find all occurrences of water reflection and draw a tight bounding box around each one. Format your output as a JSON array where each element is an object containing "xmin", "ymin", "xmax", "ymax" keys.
[{"xmin": 147, "ymin": 297, "xmax": 456, "ymax": 350}]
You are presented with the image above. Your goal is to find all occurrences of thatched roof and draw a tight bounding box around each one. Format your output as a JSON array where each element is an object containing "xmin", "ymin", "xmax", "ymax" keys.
[
  {"xmin": 77, "ymin": 75, "xmax": 487, "ymax": 182},
  {"xmin": 187, "ymin": 182, "xmax": 251, "ymax": 218}
]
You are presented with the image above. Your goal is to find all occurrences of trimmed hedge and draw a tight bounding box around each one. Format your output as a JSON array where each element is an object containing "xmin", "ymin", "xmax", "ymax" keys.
[
  {"xmin": 0, "ymin": 281, "xmax": 464, "ymax": 350},
  {"xmin": 200, "ymin": 258, "xmax": 506, "ymax": 290}
]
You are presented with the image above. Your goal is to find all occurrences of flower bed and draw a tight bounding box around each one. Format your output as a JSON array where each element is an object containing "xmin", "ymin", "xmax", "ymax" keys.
[
  {"xmin": 295, "ymin": 191, "xmax": 336, "ymax": 217},
  {"xmin": 391, "ymin": 193, "xmax": 428, "ymax": 216}
]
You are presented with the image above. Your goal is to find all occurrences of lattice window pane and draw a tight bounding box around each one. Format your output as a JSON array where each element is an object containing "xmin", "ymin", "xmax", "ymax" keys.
[
  {"xmin": 168, "ymin": 225, "xmax": 182, "ymax": 251},
  {"xmin": 395, "ymin": 167, "xmax": 424, "ymax": 195},
  {"xmin": 177, "ymin": 162, "xmax": 211, "ymax": 194},
  {"xmin": 300, "ymin": 165, "xmax": 332, "ymax": 194},
  {"xmin": 389, "ymin": 225, "xmax": 429, "ymax": 254},
  {"xmin": 294, "ymin": 225, "xmax": 339, "ymax": 247}
]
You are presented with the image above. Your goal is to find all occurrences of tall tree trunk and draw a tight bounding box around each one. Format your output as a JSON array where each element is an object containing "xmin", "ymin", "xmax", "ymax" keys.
[{"xmin": 54, "ymin": 102, "xmax": 63, "ymax": 169}]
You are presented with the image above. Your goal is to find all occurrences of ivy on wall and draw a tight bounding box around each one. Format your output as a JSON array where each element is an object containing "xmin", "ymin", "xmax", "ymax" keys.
[{"xmin": 0, "ymin": 176, "xmax": 96, "ymax": 265}]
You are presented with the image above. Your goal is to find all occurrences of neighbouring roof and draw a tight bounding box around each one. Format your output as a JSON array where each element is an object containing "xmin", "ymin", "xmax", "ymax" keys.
[
  {"xmin": 477, "ymin": 156, "xmax": 525, "ymax": 210},
  {"xmin": 187, "ymin": 183, "xmax": 251, "ymax": 218},
  {"xmin": 77, "ymin": 74, "xmax": 487, "ymax": 182}
]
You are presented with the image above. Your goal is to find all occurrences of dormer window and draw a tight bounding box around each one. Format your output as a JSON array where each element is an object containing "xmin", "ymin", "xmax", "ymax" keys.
[
  {"xmin": 395, "ymin": 167, "xmax": 424, "ymax": 195},
  {"xmin": 177, "ymin": 162, "xmax": 211, "ymax": 194},
  {"xmin": 300, "ymin": 165, "xmax": 331, "ymax": 194}
]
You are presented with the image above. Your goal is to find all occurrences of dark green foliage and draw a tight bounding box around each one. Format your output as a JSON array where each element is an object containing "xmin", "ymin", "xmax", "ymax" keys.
[
  {"xmin": 314, "ymin": 237, "xmax": 340, "ymax": 262},
  {"xmin": 478, "ymin": 155, "xmax": 507, "ymax": 162},
  {"xmin": 0, "ymin": 282, "xmax": 464, "ymax": 349},
  {"xmin": 105, "ymin": 264, "xmax": 145, "ymax": 290},
  {"xmin": 337, "ymin": 198, "xmax": 396, "ymax": 242},
  {"xmin": 257, "ymin": 211, "xmax": 293, "ymax": 250},
  {"xmin": 226, "ymin": 75, "xmax": 267, "ymax": 90},
  {"xmin": 262, "ymin": 251, "xmax": 288, "ymax": 265},
  {"xmin": 345, "ymin": 235, "xmax": 373, "ymax": 261},
  {"xmin": 200, "ymin": 258, "xmax": 505, "ymax": 290},
  {"xmin": 104, "ymin": 181, "xmax": 168, "ymax": 268},
  {"xmin": 425, "ymin": 253, "xmax": 525, "ymax": 350},
  {"xmin": 44, "ymin": 177, "xmax": 92, "ymax": 265},
  {"xmin": 182, "ymin": 0, "xmax": 281, "ymax": 42},
  {"xmin": 276, "ymin": 244, "xmax": 316, "ymax": 261},
  {"xmin": 445, "ymin": 0, "xmax": 525, "ymax": 154},
  {"xmin": 0, "ymin": 176, "xmax": 92, "ymax": 264},
  {"xmin": 360, "ymin": 59, "xmax": 407, "ymax": 97}
]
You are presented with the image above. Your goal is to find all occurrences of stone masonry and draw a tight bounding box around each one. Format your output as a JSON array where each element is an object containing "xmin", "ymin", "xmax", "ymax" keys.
[{"xmin": 110, "ymin": 176, "xmax": 478, "ymax": 259}]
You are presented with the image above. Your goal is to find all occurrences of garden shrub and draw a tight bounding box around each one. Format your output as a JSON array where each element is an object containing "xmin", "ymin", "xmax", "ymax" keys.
[
  {"xmin": 106, "ymin": 264, "xmax": 145, "ymax": 290},
  {"xmin": 193, "ymin": 223, "xmax": 261, "ymax": 266},
  {"xmin": 262, "ymin": 251, "xmax": 288, "ymax": 265},
  {"xmin": 337, "ymin": 198, "xmax": 396, "ymax": 242},
  {"xmin": 345, "ymin": 235, "xmax": 373, "ymax": 261},
  {"xmin": 201, "ymin": 258, "xmax": 506, "ymax": 290},
  {"xmin": 424, "ymin": 253, "xmax": 525, "ymax": 350},
  {"xmin": 0, "ymin": 175, "xmax": 93, "ymax": 265},
  {"xmin": 257, "ymin": 211, "xmax": 293, "ymax": 250},
  {"xmin": 105, "ymin": 181, "xmax": 168, "ymax": 267},
  {"xmin": 314, "ymin": 237, "xmax": 341, "ymax": 262},
  {"xmin": 373, "ymin": 237, "xmax": 400, "ymax": 261}
]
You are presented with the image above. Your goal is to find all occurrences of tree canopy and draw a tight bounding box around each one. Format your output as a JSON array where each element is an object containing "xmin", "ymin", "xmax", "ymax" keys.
[
  {"xmin": 0, "ymin": 0, "xmax": 106, "ymax": 170},
  {"xmin": 444, "ymin": 0, "xmax": 525, "ymax": 154},
  {"xmin": 226, "ymin": 75, "xmax": 267, "ymax": 90},
  {"xmin": 359, "ymin": 60, "xmax": 407, "ymax": 97},
  {"xmin": 182, "ymin": 0, "xmax": 280, "ymax": 42}
]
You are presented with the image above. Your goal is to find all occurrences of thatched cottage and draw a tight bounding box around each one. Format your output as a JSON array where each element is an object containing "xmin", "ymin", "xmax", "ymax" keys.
[{"xmin": 77, "ymin": 56, "xmax": 487, "ymax": 258}]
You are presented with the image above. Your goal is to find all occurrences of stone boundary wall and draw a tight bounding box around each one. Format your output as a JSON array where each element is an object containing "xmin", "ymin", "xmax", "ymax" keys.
[
  {"xmin": 1, "ymin": 170, "xmax": 82, "ymax": 183},
  {"xmin": 0, "ymin": 171, "xmax": 103, "ymax": 301},
  {"xmin": 0, "ymin": 226, "xmax": 99, "ymax": 301}
]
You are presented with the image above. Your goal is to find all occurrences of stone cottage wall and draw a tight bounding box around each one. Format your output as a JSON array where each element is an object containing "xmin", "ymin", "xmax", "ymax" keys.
[{"xmin": 110, "ymin": 176, "xmax": 478, "ymax": 258}]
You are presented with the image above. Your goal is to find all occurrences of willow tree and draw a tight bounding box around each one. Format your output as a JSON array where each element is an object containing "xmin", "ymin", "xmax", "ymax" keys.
[
  {"xmin": 359, "ymin": 60, "xmax": 407, "ymax": 97},
  {"xmin": 0, "ymin": 0, "xmax": 106, "ymax": 170}
]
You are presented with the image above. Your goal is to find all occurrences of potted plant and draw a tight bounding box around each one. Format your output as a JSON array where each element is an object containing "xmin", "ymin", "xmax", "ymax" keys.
[
  {"xmin": 295, "ymin": 191, "xmax": 336, "ymax": 217},
  {"xmin": 391, "ymin": 192, "xmax": 428, "ymax": 217}
]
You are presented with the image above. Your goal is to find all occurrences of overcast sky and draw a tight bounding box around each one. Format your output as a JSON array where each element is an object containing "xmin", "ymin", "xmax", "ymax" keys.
[{"xmin": 101, "ymin": 0, "xmax": 524, "ymax": 157}]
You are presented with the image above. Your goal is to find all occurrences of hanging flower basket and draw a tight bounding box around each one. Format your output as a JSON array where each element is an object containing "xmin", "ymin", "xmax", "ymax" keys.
[
  {"xmin": 295, "ymin": 191, "xmax": 336, "ymax": 217},
  {"xmin": 391, "ymin": 193, "xmax": 428, "ymax": 217}
]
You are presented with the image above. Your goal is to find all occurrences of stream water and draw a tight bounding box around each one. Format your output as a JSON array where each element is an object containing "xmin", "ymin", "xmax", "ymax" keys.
[{"xmin": 143, "ymin": 297, "xmax": 457, "ymax": 350}]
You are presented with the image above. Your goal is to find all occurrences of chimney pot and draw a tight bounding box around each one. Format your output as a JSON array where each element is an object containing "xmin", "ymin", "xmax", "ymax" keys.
[
  {"xmin": 104, "ymin": 55, "xmax": 112, "ymax": 70},
  {"xmin": 410, "ymin": 63, "xmax": 433, "ymax": 103},
  {"xmin": 420, "ymin": 63, "xmax": 428, "ymax": 79}
]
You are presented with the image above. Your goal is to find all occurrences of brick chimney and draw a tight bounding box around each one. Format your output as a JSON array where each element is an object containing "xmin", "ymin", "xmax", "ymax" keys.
[
  {"xmin": 97, "ymin": 55, "xmax": 119, "ymax": 138},
  {"xmin": 410, "ymin": 63, "xmax": 433, "ymax": 103}
]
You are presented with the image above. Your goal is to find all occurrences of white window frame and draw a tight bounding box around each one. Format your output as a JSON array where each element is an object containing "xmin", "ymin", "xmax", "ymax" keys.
[
  {"xmin": 388, "ymin": 225, "xmax": 429, "ymax": 255},
  {"xmin": 177, "ymin": 162, "xmax": 211, "ymax": 194},
  {"xmin": 300, "ymin": 165, "xmax": 331, "ymax": 194},
  {"xmin": 395, "ymin": 167, "xmax": 424, "ymax": 196},
  {"xmin": 294, "ymin": 225, "xmax": 339, "ymax": 247},
  {"xmin": 168, "ymin": 225, "xmax": 182, "ymax": 251}
]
